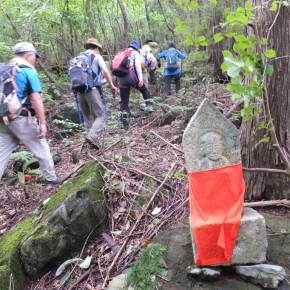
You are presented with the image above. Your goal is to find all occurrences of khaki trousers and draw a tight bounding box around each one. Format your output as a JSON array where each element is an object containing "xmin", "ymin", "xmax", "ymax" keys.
[
  {"xmin": 78, "ymin": 87, "xmax": 106, "ymax": 142},
  {"xmin": 0, "ymin": 116, "xmax": 57, "ymax": 181}
]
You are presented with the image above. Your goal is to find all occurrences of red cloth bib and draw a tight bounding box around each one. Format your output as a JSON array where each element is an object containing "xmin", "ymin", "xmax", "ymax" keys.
[{"xmin": 188, "ymin": 163, "xmax": 245, "ymax": 266}]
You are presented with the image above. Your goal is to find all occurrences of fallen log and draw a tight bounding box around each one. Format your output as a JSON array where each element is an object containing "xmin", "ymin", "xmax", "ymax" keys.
[{"xmin": 244, "ymin": 199, "xmax": 290, "ymax": 208}]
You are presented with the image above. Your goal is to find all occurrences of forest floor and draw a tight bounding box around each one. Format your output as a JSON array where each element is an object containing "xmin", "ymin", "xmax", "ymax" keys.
[{"xmin": 0, "ymin": 67, "xmax": 289, "ymax": 290}]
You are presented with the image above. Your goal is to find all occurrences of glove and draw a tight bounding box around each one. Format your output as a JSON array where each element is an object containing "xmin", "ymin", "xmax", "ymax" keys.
[{"xmin": 157, "ymin": 61, "xmax": 161, "ymax": 68}]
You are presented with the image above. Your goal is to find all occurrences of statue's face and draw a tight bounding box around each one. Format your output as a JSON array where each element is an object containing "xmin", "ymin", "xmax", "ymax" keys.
[{"xmin": 200, "ymin": 133, "xmax": 223, "ymax": 161}]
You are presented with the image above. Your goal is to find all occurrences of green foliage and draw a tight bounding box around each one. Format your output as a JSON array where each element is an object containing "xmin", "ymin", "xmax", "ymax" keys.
[
  {"xmin": 7, "ymin": 151, "xmax": 41, "ymax": 184},
  {"xmin": 127, "ymin": 243, "xmax": 167, "ymax": 290},
  {"xmin": 53, "ymin": 119, "xmax": 84, "ymax": 132}
]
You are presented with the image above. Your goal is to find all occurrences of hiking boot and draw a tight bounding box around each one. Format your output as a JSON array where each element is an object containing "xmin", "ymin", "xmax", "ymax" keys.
[
  {"xmin": 140, "ymin": 103, "xmax": 146, "ymax": 111},
  {"xmin": 118, "ymin": 111, "xmax": 129, "ymax": 130},
  {"xmin": 45, "ymin": 176, "xmax": 67, "ymax": 185},
  {"xmin": 86, "ymin": 135, "xmax": 101, "ymax": 150}
]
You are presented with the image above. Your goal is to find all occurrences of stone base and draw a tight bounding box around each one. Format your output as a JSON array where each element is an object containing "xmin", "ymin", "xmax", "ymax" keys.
[{"xmin": 191, "ymin": 207, "xmax": 268, "ymax": 266}]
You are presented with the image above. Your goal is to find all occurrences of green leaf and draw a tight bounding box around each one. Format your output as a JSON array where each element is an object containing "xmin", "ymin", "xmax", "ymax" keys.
[
  {"xmin": 238, "ymin": 15, "xmax": 249, "ymax": 24},
  {"xmin": 255, "ymin": 135, "xmax": 270, "ymax": 148},
  {"xmin": 222, "ymin": 50, "xmax": 233, "ymax": 58},
  {"xmin": 56, "ymin": 258, "xmax": 81, "ymax": 277},
  {"xmin": 224, "ymin": 57, "xmax": 245, "ymax": 68},
  {"xmin": 270, "ymin": 1, "xmax": 278, "ymax": 11},
  {"xmin": 42, "ymin": 197, "xmax": 51, "ymax": 207},
  {"xmin": 265, "ymin": 63, "xmax": 274, "ymax": 76},
  {"xmin": 208, "ymin": 0, "xmax": 217, "ymax": 4},
  {"xmin": 227, "ymin": 66, "xmax": 241, "ymax": 78},
  {"xmin": 79, "ymin": 256, "xmax": 92, "ymax": 269},
  {"xmin": 22, "ymin": 158, "xmax": 38, "ymax": 173},
  {"xmin": 225, "ymin": 32, "xmax": 236, "ymax": 37},
  {"xmin": 235, "ymin": 34, "xmax": 247, "ymax": 43},
  {"xmin": 18, "ymin": 171, "xmax": 25, "ymax": 184},
  {"xmin": 264, "ymin": 49, "xmax": 276, "ymax": 58},
  {"xmin": 245, "ymin": 1, "xmax": 253, "ymax": 11},
  {"xmin": 214, "ymin": 32, "xmax": 224, "ymax": 43},
  {"xmin": 261, "ymin": 38, "xmax": 267, "ymax": 45},
  {"xmin": 221, "ymin": 62, "xmax": 228, "ymax": 73},
  {"xmin": 226, "ymin": 15, "xmax": 236, "ymax": 22},
  {"xmin": 60, "ymin": 271, "xmax": 70, "ymax": 286}
]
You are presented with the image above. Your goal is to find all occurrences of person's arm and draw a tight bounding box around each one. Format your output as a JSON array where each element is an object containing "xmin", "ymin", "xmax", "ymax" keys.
[
  {"xmin": 27, "ymin": 70, "xmax": 47, "ymax": 138},
  {"xmin": 132, "ymin": 51, "xmax": 143, "ymax": 87},
  {"xmin": 177, "ymin": 50, "xmax": 186, "ymax": 59},
  {"xmin": 98, "ymin": 56, "xmax": 118, "ymax": 94},
  {"xmin": 30, "ymin": 92, "xmax": 47, "ymax": 138}
]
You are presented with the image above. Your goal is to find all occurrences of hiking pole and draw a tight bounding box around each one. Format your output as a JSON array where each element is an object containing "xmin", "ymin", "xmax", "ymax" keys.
[{"xmin": 74, "ymin": 92, "xmax": 83, "ymax": 125}]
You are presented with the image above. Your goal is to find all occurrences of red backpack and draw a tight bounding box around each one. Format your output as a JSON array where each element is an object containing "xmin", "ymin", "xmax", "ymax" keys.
[{"xmin": 111, "ymin": 49, "xmax": 132, "ymax": 77}]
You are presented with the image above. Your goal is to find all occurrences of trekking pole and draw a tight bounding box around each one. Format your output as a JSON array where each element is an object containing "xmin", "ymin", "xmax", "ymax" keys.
[{"xmin": 73, "ymin": 92, "xmax": 83, "ymax": 125}]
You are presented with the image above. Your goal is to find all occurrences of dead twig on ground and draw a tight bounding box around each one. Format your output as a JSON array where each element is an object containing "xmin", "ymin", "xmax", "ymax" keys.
[
  {"xmin": 151, "ymin": 130, "xmax": 184, "ymax": 153},
  {"xmin": 101, "ymin": 163, "xmax": 177, "ymax": 289}
]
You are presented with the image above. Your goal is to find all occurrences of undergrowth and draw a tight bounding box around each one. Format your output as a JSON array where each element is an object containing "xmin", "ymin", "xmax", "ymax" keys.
[{"xmin": 127, "ymin": 243, "xmax": 167, "ymax": 290}]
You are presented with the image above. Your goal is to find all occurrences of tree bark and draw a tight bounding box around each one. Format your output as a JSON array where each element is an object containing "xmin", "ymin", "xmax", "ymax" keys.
[
  {"xmin": 242, "ymin": 1, "xmax": 290, "ymax": 200},
  {"xmin": 144, "ymin": 0, "xmax": 153, "ymax": 39},
  {"xmin": 117, "ymin": 0, "xmax": 129, "ymax": 46},
  {"xmin": 85, "ymin": 0, "xmax": 97, "ymax": 38}
]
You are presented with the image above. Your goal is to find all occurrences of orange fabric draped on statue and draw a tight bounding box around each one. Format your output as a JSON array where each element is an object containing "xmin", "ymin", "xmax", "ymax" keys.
[{"xmin": 188, "ymin": 163, "xmax": 245, "ymax": 266}]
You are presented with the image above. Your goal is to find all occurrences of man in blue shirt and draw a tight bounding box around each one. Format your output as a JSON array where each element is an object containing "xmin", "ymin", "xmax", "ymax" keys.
[
  {"xmin": 0, "ymin": 42, "xmax": 63, "ymax": 185},
  {"xmin": 157, "ymin": 41, "xmax": 186, "ymax": 97}
]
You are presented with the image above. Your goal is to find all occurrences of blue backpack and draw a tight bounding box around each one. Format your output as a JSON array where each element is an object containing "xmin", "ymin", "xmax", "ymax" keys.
[
  {"xmin": 68, "ymin": 52, "xmax": 101, "ymax": 93},
  {"xmin": 165, "ymin": 48, "xmax": 179, "ymax": 71}
]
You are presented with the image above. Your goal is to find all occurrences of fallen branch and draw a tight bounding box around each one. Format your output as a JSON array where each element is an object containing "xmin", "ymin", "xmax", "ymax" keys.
[
  {"xmin": 113, "ymin": 162, "xmax": 173, "ymax": 191},
  {"xmin": 150, "ymin": 130, "xmax": 184, "ymax": 153},
  {"xmin": 244, "ymin": 199, "xmax": 290, "ymax": 208},
  {"xmin": 101, "ymin": 163, "xmax": 177, "ymax": 289},
  {"xmin": 243, "ymin": 167, "xmax": 287, "ymax": 175}
]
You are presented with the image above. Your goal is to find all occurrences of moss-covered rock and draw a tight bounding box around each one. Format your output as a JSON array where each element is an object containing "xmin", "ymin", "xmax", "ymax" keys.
[{"xmin": 0, "ymin": 161, "xmax": 107, "ymax": 289}]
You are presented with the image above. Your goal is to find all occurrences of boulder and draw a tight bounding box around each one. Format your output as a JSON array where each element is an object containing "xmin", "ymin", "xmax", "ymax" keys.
[
  {"xmin": 235, "ymin": 264, "xmax": 286, "ymax": 289},
  {"xmin": 0, "ymin": 161, "xmax": 107, "ymax": 289},
  {"xmin": 191, "ymin": 208, "xmax": 268, "ymax": 266}
]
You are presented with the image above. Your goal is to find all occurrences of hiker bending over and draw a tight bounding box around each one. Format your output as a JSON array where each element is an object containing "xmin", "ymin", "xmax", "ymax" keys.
[
  {"xmin": 117, "ymin": 40, "xmax": 152, "ymax": 129},
  {"xmin": 72, "ymin": 38, "xmax": 118, "ymax": 149},
  {"xmin": 139, "ymin": 44, "xmax": 157, "ymax": 111},
  {"xmin": 144, "ymin": 38, "xmax": 159, "ymax": 84},
  {"xmin": 157, "ymin": 41, "xmax": 186, "ymax": 97},
  {"xmin": 0, "ymin": 42, "xmax": 62, "ymax": 185}
]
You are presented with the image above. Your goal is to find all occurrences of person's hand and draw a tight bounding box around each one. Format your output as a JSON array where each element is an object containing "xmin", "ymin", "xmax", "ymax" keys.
[
  {"xmin": 157, "ymin": 60, "xmax": 161, "ymax": 68},
  {"xmin": 138, "ymin": 80, "xmax": 144, "ymax": 87},
  {"xmin": 70, "ymin": 92, "xmax": 75, "ymax": 100},
  {"xmin": 38, "ymin": 122, "xmax": 47, "ymax": 139},
  {"xmin": 111, "ymin": 85, "xmax": 119, "ymax": 95}
]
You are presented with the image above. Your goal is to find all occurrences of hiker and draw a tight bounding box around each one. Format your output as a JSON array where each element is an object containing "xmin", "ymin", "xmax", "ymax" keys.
[
  {"xmin": 116, "ymin": 40, "xmax": 152, "ymax": 129},
  {"xmin": 139, "ymin": 44, "xmax": 157, "ymax": 111},
  {"xmin": 157, "ymin": 41, "xmax": 186, "ymax": 97},
  {"xmin": 0, "ymin": 42, "xmax": 62, "ymax": 185},
  {"xmin": 144, "ymin": 38, "xmax": 159, "ymax": 84},
  {"xmin": 71, "ymin": 38, "xmax": 118, "ymax": 148}
]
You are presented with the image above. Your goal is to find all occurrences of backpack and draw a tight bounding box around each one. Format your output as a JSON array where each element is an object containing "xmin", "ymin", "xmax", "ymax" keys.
[
  {"xmin": 0, "ymin": 62, "xmax": 24, "ymax": 124},
  {"xmin": 165, "ymin": 48, "xmax": 179, "ymax": 71},
  {"xmin": 111, "ymin": 49, "xmax": 132, "ymax": 77},
  {"xmin": 68, "ymin": 52, "xmax": 101, "ymax": 93}
]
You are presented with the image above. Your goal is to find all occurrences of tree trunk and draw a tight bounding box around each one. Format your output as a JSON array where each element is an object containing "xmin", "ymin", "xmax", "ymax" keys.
[
  {"xmin": 85, "ymin": 0, "xmax": 97, "ymax": 38},
  {"xmin": 144, "ymin": 0, "xmax": 153, "ymax": 39},
  {"xmin": 241, "ymin": 1, "xmax": 290, "ymax": 200},
  {"xmin": 117, "ymin": 0, "xmax": 129, "ymax": 46}
]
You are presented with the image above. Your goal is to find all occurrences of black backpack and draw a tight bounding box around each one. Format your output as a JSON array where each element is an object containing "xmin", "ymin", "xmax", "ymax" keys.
[
  {"xmin": 0, "ymin": 62, "xmax": 23, "ymax": 122},
  {"xmin": 68, "ymin": 52, "xmax": 101, "ymax": 93},
  {"xmin": 165, "ymin": 48, "xmax": 179, "ymax": 71}
]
